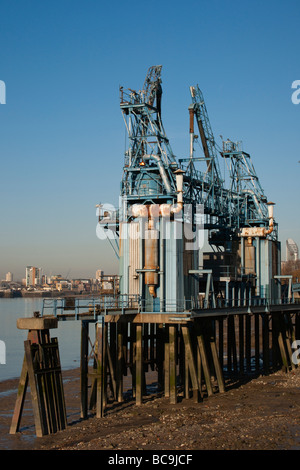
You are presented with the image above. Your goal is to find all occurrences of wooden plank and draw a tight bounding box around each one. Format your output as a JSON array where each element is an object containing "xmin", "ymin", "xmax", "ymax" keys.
[
  {"xmin": 227, "ymin": 316, "xmax": 232, "ymax": 372},
  {"xmin": 96, "ymin": 320, "xmax": 104, "ymax": 418},
  {"xmin": 103, "ymin": 322, "xmax": 108, "ymax": 408},
  {"xmin": 195, "ymin": 323, "xmax": 213, "ymax": 397},
  {"xmin": 272, "ymin": 313, "xmax": 280, "ymax": 368},
  {"xmin": 143, "ymin": 324, "xmax": 149, "ymax": 372},
  {"xmin": 245, "ymin": 314, "xmax": 251, "ymax": 371},
  {"xmin": 104, "ymin": 313, "xmax": 190, "ymax": 324},
  {"xmin": 80, "ymin": 321, "xmax": 89, "ymax": 419},
  {"xmin": 181, "ymin": 326, "xmax": 200, "ymax": 402},
  {"xmin": 10, "ymin": 330, "xmax": 66, "ymax": 437},
  {"xmin": 273, "ymin": 314, "xmax": 289, "ymax": 372},
  {"xmin": 106, "ymin": 339, "xmax": 117, "ymax": 401},
  {"xmin": 135, "ymin": 324, "xmax": 143, "ymax": 405},
  {"xmin": 164, "ymin": 326, "xmax": 170, "ymax": 398},
  {"xmin": 218, "ymin": 318, "xmax": 224, "ymax": 372},
  {"xmin": 116, "ymin": 323, "xmax": 123, "ymax": 403},
  {"xmin": 239, "ymin": 315, "xmax": 245, "ymax": 373},
  {"xmin": 169, "ymin": 325, "xmax": 177, "ymax": 404},
  {"xmin": 285, "ymin": 314, "xmax": 296, "ymax": 370},
  {"xmin": 262, "ymin": 314, "xmax": 270, "ymax": 372},
  {"xmin": 232, "ymin": 316, "xmax": 238, "ymax": 372},
  {"xmin": 24, "ymin": 341, "xmax": 45, "ymax": 437},
  {"xmin": 150, "ymin": 323, "xmax": 155, "ymax": 371},
  {"xmin": 51, "ymin": 338, "xmax": 67, "ymax": 430},
  {"xmin": 254, "ymin": 314, "xmax": 260, "ymax": 371},
  {"xmin": 157, "ymin": 324, "xmax": 164, "ymax": 390},
  {"xmin": 38, "ymin": 343, "xmax": 56, "ymax": 434},
  {"xmin": 9, "ymin": 357, "xmax": 28, "ymax": 434},
  {"xmin": 210, "ymin": 339, "xmax": 225, "ymax": 393},
  {"xmin": 208, "ymin": 326, "xmax": 225, "ymax": 394}
]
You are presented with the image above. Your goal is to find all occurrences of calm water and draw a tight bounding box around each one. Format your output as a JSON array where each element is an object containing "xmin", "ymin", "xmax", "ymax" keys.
[{"xmin": 0, "ymin": 298, "xmax": 83, "ymax": 382}]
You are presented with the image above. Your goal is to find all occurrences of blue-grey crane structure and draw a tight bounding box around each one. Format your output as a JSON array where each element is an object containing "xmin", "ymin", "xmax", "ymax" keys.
[{"xmin": 98, "ymin": 66, "xmax": 281, "ymax": 310}]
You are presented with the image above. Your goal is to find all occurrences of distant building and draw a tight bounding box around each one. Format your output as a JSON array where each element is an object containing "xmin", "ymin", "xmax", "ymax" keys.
[
  {"xmin": 56, "ymin": 280, "xmax": 71, "ymax": 291},
  {"xmin": 286, "ymin": 239, "xmax": 298, "ymax": 261},
  {"xmin": 5, "ymin": 272, "xmax": 13, "ymax": 282},
  {"xmin": 26, "ymin": 266, "xmax": 42, "ymax": 287},
  {"xmin": 96, "ymin": 270, "xmax": 104, "ymax": 280}
]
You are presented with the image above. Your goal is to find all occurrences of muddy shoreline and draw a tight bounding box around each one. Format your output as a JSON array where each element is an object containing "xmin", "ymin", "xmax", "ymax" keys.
[{"xmin": 0, "ymin": 366, "xmax": 300, "ymax": 451}]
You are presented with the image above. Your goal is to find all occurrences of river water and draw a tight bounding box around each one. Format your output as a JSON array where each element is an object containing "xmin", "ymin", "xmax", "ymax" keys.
[{"xmin": 0, "ymin": 297, "xmax": 83, "ymax": 382}]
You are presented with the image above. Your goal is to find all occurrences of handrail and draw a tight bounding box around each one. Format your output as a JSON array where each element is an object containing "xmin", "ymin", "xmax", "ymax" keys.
[{"xmin": 41, "ymin": 293, "xmax": 297, "ymax": 318}]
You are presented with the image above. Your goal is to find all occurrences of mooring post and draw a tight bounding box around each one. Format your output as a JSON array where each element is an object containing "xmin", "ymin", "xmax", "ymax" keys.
[
  {"xmin": 156, "ymin": 323, "xmax": 164, "ymax": 391},
  {"xmin": 239, "ymin": 314, "xmax": 245, "ymax": 373},
  {"xmin": 10, "ymin": 356, "xmax": 28, "ymax": 435},
  {"xmin": 262, "ymin": 313, "xmax": 270, "ymax": 372},
  {"xmin": 80, "ymin": 320, "xmax": 89, "ymax": 419},
  {"xmin": 116, "ymin": 322, "xmax": 124, "ymax": 402},
  {"xmin": 95, "ymin": 318, "xmax": 104, "ymax": 418},
  {"xmin": 296, "ymin": 313, "xmax": 300, "ymax": 341},
  {"xmin": 254, "ymin": 314, "xmax": 260, "ymax": 371},
  {"xmin": 245, "ymin": 314, "xmax": 251, "ymax": 371},
  {"xmin": 207, "ymin": 321, "xmax": 225, "ymax": 394},
  {"xmin": 10, "ymin": 315, "xmax": 66, "ymax": 437},
  {"xmin": 273, "ymin": 313, "xmax": 290, "ymax": 372},
  {"xmin": 150, "ymin": 323, "xmax": 155, "ymax": 371},
  {"xmin": 164, "ymin": 325, "xmax": 170, "ymax": 397},
  {"xmin": 195, "ymin": 321, "xmax": 213, "ymax": 397},
  {"xmin": 218, "ymin": 318, "xmax": 224, "ymax": 371},
  {"xmin": 135, "ymin": 324, "xmax": 143, "ymax": 405},
  {"xmin": 169, "ymin": 325, "xmax": 177, "ymax": 404},
  {"xmin": 182, "ymin": 325, "xmax": 201, "ymax": 402}
]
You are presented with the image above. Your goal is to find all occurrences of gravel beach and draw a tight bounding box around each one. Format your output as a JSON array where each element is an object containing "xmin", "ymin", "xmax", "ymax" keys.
[{"xmin": 1, "ymin": 366, "xmax": 300, "ymax": 451}]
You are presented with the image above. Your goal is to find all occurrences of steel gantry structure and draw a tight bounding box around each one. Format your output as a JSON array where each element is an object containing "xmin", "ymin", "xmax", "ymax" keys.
[{"xmin": 98, "ymin": 65, "xmax": 281, "ymax": 310}]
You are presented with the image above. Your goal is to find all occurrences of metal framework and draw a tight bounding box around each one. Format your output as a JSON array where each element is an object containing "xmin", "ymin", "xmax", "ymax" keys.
[
  {"xmin": 96, "ymin": 66, "xmax": 281, "ymax": 308},
  {"xmin": 100, "ymin": 66, "xmax": 277, "ymax": 245}
]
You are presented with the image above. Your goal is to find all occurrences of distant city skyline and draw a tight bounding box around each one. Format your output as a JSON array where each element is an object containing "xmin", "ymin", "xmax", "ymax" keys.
[{"xmin": 0, "ymin": 265, "xmax": 118, "ymax": 283}]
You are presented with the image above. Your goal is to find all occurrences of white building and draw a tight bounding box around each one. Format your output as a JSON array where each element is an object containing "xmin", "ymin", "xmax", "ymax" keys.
[
  {"xmin": 5, "ymin": 272, "xmax": 13, "ymax": 282},
  {"xmin": 286, "ymin": 239, "xmax": 298, "ymax": 262}
]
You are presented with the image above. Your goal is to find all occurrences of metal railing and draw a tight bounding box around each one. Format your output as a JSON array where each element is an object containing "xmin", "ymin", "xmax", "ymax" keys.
[
  {"xmin": 41, "ymin": 294, "xmax": 140, "ymax": 319},
  {"xmin": 41, "ymin": 292, "xmax": 297, "ymax": 319}
]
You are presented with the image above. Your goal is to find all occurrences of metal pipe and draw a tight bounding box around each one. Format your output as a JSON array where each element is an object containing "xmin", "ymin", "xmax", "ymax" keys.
[
  {"xmin": 144, "ymin": 227, "xmax": 159, "ymax": 297},
  {"xmin": 143, "ymin": 154, "xmax": 172, "ymax": 194},
  {"xmin": 189, "ymin": 107, "xmax": 194, "ymax": 159},
  {"xmin": 171, "ymin": 169, "xmax": 184, "ymax": 214},
  {"xmin": 265, "ymin": 202, "xmax": 275, "ymax": 235},
  {"xmin": 242, "ymin": 189, "xmax": 264, "ymax": 219}
]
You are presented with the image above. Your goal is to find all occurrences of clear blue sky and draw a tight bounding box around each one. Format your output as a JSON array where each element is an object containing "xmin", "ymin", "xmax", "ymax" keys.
[{"xmin": 0, "ymin": 0, "xmax": 299, "ymax": 281}]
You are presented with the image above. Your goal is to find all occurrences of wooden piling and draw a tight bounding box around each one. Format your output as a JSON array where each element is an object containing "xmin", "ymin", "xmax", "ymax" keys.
[
  {"xmin": 80, "ymin": 321, "xmax": 89, "ymax": 419},
  {"xmin": 10, "ymin": 317, "xmax": 67, "ymax": 437},
  {"xmin": 136, "ymin": 324, "xmax": 143, "ymax": 405},
  {"xmin": 12, "ymin": 305, "xmax": 300, "ymax": 437},
  {"xmin": 169, "ymin": 325, "xmax": 177, "ymax": 404}
]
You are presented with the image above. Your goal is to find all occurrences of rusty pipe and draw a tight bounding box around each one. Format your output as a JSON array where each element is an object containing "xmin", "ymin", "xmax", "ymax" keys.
[
  {"xmin": 171, "ymin": 169, "xmax": 184, "ymax": 214},
  {"xmin": 265, "ymin": 202, "xmax": 275, "ymax": 235},
  {"xmin": 144, "ymin": 227, "xmax": 159, "ymax": 297}
]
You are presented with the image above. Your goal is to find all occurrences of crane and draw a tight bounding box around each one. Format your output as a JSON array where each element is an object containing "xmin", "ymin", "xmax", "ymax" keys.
[{"xmin": 97, "ymin": 66, "xmax": 280, "ymax": 308}]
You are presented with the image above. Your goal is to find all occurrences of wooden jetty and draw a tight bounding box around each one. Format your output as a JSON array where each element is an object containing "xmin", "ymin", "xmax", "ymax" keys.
[{"xmin": 10, "ymin": 301, "xmax": 300, "ymax": 436}]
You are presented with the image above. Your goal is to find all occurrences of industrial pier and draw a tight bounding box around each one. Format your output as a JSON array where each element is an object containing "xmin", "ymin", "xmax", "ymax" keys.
[{"xmin": 11, "ymin": 66, "xmax": 300, "ymax": 436}]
